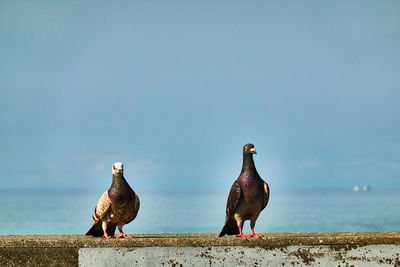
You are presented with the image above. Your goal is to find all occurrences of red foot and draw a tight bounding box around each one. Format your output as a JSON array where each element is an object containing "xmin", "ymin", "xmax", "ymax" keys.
[
  {"xmin": 250, "ymin": 234, "xmax": 263, "ymax": 238},
  {"xmin": 236, "ymin": 234, "xmax": 249, "ymax": 239},
  {"xmin": 116, "ymin": 233, "xmax": 132, "ymax": 239},
  {"xmin": 101, "ymin": 233, "xmax": 111, "ymax": 239},
  {"xmin": 251, "ymin": 229, "xmax": 263, "ymax": 238},
  {"xmin": 236, "ymin": 228, "xmax": 249, "ymax": 239}
]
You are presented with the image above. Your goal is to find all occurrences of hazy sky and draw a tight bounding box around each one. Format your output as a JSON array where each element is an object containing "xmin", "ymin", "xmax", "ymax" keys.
[{"xmin": 1, "ymin": 1, "xmax": 399, "ymax": 192}]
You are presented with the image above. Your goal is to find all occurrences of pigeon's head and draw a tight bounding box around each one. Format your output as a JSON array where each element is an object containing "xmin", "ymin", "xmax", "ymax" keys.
[
  {"xmin": 112, "ymin": 162, "xmax": 124, "ymax": 175},
  {"xmin": 243, "ymin": 143, "xmax": 257, "ymax": 155}
]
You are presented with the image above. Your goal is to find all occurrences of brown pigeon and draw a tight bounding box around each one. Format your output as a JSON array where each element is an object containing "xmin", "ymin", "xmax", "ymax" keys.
[
  {"xmin": 219, "ymin": 144, "xmax": 270, "ymax": 239},
  {"xmin": 86, "ymin": 162, "xmax": 140, "ymax": 238}
]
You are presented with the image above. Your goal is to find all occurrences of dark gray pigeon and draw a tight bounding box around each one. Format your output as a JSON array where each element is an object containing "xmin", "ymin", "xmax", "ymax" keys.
[
  {"xmin": 86, "ymin": 162, "xmax": 140, "ymax": 238},
  {"xmin": 219, "ymin": 144, "xmax": 270, "ymax": 239}
]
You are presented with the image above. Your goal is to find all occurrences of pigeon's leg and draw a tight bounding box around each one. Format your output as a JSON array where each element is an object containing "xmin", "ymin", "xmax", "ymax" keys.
[
  {"xmin": 250, "ymin": 219, "xmax": 263, "ymax": 238},
  {"xmin": 235, "ymin": 218, "xmax": 249, "ymax": 239},
  {"xmin": 116, "ymin": 224, "xmax": 131, "ymax": 238},
  {"xmin": 101, "ymin": 222, "xmax": 111, "ymax": 239},
  {"xmin": 237, "ymin": 227, "xmax": 250, "ymax": 239}
]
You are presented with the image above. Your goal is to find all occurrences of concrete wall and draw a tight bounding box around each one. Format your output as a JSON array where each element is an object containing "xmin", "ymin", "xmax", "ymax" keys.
[{"xmin": 1, "ymin": 232, "xmax": 399, "ymax": 266}]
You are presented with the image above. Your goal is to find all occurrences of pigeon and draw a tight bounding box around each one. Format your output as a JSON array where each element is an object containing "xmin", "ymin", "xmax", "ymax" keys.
[
  {"xmin": 219, "ymin": 143, "xmax": 270, "ymax": 239},
  {"xmin": 86, "ymin": 162, "xmax": 140, "ymax": 238}
]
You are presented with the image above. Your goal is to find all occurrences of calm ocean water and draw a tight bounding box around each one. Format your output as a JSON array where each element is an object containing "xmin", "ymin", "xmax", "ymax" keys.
[{"xmin": 1, "ymin": 189, "xmax": 399, "ymax": 235}]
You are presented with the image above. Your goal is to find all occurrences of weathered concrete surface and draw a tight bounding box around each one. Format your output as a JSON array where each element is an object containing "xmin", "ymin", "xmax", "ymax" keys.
[
  {"xmin": 79, "ymin": 245, "xmax": 400, "ymax": 267},
  {"xmin": 0, "ymin": 232, "xmax": 399, "ymax": 266}
]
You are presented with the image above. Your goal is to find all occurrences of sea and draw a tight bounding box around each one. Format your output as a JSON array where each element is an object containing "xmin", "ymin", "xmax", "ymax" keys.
[{"xmin": 1, "ymin": 189, "xmax": 399, "ymax": 235}]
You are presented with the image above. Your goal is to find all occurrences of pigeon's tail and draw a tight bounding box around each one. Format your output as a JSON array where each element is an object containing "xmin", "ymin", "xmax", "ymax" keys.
[
  {"xmin": 86, "ymin": 222, "xmax": 117, "ymax": 237},
  {"xmin": 219, "ymin": 217, "xmax": 239, "ymax": 237}
]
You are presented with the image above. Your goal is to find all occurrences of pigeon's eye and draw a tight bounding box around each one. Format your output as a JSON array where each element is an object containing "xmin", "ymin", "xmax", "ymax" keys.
[{"xmin": 244, "ymin": 146, "xmax": 248, "ymax": 151}]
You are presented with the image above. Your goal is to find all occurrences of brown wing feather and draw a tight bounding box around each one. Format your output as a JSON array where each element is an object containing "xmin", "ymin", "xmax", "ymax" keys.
[
  {"xmin": 261, "ymin": 180, "xmax": 270, "ymax": 211},
  {"xmin": 86, "ymin": 191, "xmax": 116, "ymax": 237},
  {"xmin": 219, "ymin": 182, "xmax": 242, "ymax": 237},
  {"xmin": 92, "ymin": 191, "xmax": 111, "ymax": 223},
  {"xmin": 225, "ymin": 182, "xmax": 242, "ymax": 218},
  {"xmin": 125, "ymin": 193, "xmax": 140, "ymax": 224}
]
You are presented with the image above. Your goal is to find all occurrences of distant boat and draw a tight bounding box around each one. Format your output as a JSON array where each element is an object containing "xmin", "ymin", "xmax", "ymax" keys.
[
  {"xmin": 362, "ymin": 185, "xmax": 370, "ymax": 192},
  {"xmin": 353, "ymin": 185, "xmax": 370, "ymax": 192}
]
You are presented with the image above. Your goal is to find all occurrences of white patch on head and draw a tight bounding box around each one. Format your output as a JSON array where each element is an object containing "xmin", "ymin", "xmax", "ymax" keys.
[{"xmin": 112, "ymin": 162, "xmax": 124, "ymax": 175}]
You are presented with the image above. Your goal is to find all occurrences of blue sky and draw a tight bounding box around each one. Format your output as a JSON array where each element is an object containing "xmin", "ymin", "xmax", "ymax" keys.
[{"xmin": 1, "ymin": 1, "xmax": 399, "ymax": 192}]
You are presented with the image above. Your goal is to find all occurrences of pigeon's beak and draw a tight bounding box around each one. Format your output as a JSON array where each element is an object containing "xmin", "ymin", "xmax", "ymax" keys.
[{"xmin": 250, "ymin": 148, "xmax": 257, "ymax": 154}]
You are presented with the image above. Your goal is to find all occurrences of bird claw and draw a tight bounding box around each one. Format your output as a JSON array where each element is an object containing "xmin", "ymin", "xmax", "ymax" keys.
[
  {"xmin": 236, "ymin": 234, "xmax": 250, "ymax": 240},
  {"xmin": 116, "ymin": 233, "xmax": 131, "ymax": 239},
  {"xmin": 101, "ymin": 235, "xmax": 111, "ymax": 239}
]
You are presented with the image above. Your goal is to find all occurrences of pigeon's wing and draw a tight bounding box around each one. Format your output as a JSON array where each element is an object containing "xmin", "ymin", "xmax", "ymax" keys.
[
  {"xmin": 126, "ymin": 192, "xmax": 140, "ymax": 224},
  {"xmin": 86, "ymin": 191, "xmax": 116, "ymax": 237},
  {"xmin": 225, "ymin": 181, "xmax": 242, "ymax": 218},
  {"xmin": 219, "ymin": 182, "xmax": 242, "ymax": 237},
  {"xmin": 93, "ymin": 191, "xmax": 112, "ymax": 223},
  {"xmin": 261, "ymin": 179, "xmax": 270, "ymax": 211},
  {"xmin": 134, "ymin": 193, "xmax": 140, "ymax": 215}
]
